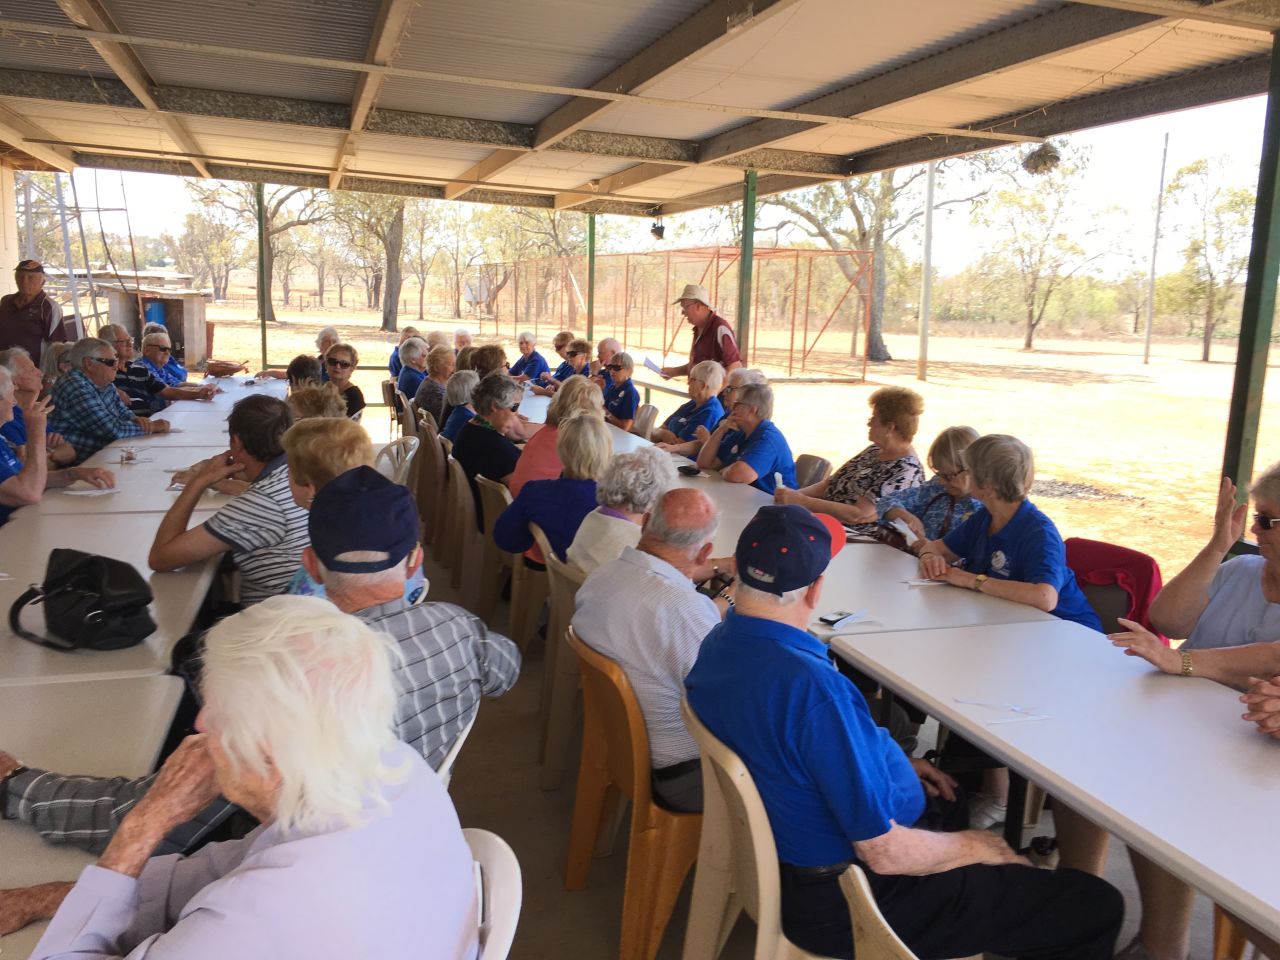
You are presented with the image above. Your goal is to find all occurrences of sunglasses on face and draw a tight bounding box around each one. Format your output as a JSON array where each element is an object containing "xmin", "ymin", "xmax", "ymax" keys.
[
  {"xmin": 153, "ymin": 346, "xmax": 171, "ymax": 354},
  {"xmin": 509, "ymin": 403, "xmax": 521, "ymax": 412},
  {"xmin": 606, "ymin": 363, "xmax": 624, "ymax": 371},
  {"xmin": 566, "ymin": 351, "xmax": 583, "ymax": 358},
  {"xmin": 1256, "ymin": 513, "xmax": 1280, "ymax": 531},
  {"xmin": 90, "ymin": 356, "xmax": 118, "ymax": 367},
  {"xmin": 326, "ymin": 357, "xmax": 353, "ymax": 369}
]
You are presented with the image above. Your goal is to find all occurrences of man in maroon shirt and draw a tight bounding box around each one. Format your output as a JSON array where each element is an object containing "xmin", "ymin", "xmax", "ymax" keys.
[
  {"xmin": 660, "ymin": 283, "xmax": 743, "ymax": 380},
  {"xmin": 0, "ymin": 260, "xmax": 68, "ymax": 366}
]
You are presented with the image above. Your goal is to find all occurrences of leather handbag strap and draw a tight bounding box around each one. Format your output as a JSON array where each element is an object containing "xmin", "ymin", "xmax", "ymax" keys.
[{"xmin": 7, "ymin": 585, "xmax": 78, "ymax": 652}]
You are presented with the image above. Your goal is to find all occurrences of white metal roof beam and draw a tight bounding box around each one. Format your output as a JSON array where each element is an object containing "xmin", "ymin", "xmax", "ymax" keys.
[
  {"xmin": 331, "ymin": 0, "xmax": 418, "ymax": 191},
  {"xmin": 51, "ymin": 0, "xmax": 211, "ymax": 179},
  {"xmin": 441, "ymin": 0, "xmax": 802, "ymax": 200},
  {"xmin": 696, "ymin": 4, "xmax": 1162, "ymax": 166},
  {"xmin": 1065, "ymin": 0, "xmax": 1280, "ymax": 30},
  {"xmin": 0, "ymin": 104, "xmax": 74, "ymax": 171}
]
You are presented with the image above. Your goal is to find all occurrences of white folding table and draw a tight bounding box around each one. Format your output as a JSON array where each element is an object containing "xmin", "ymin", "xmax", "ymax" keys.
[
  {"xmin": 829, "ymin": 619, "xmax": 1280, "ymax": 945},
  {"xmin": 0, "ymin": 674, "xmax": 184, "ymax": 958},
  {"xmin": 29, "ymin": 445, "xmax": 229, "ymax": 517}
]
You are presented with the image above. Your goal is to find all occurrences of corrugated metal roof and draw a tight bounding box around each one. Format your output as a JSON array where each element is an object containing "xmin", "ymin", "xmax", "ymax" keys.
[{"xmin": 0, "ymin": 0, "xmax": 1270, "ymax": 213}]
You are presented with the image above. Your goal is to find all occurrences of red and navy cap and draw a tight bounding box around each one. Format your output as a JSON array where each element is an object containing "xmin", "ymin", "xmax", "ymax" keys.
[{"xmin": 735, "ymin": 504, "xmax": 845, "ymax": 595}]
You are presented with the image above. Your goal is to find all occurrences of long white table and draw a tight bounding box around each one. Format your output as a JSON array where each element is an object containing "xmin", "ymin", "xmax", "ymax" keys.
[
  {"xmin": 830, "ymin": 620, "xmax": 1280, "ymax": 944},
  {"xmin": 0, "ymin": 512, "xmax": 217, "ymax": 686},
  {"xmin": 30, "ymin": 445, "xmax": 229, "ymax": 517},
  {"xmin": 0, "ymin": 674, "xmax": 184, "ymax": 957}
]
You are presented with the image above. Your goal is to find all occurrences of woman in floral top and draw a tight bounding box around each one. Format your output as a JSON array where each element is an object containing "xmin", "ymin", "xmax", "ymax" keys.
[{"xmin": 775, "ymin": 385, "xmax": 924, "ymax": 534}]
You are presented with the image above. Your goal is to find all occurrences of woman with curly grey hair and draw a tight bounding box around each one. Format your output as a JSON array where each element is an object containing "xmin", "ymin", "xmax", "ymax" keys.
[{"xmin": 567, "ymin": 445, "xmax": 677, "ymax": 574}]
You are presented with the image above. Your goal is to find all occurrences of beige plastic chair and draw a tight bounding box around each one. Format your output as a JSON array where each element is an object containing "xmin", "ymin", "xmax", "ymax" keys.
[
  {"xmin": 505, "ymin": 523, "xmax": 551, "ymax": 653},
  {"xmin": 381, "ymin": 379, "xmax": 398, "ymax": 436},
  {"xmin": 565, "ymin": 628, "xmax": 702, "ymax": 960},
  {"xmin": 464, "ymin": 827, "xmax": 523, "ymax": 960},
  {"xmin": 794, "ymin": 454, "xmax": 832, "ymax": 489},
  {"xmin": 414, "ymin": 420, "xmax": 445, "ymax": 547},
  {"xmin": 681, "ymin": 699, "xmax": 920, "ymax": 960},
  {"xmin": 437, "ymin": 709, "xmax": 478, "ymax": 790},
  {"xmin": 475, "ymin": 475, "xmax": 516, "ymax": 626},
  {"xmin": 395, "ymin": 387, "xmax": 416, "ymax": 437},
  {"xmin": 539, "ymin": 546, "xmax": 587, "ymax": 790},
  {"xmin": 445, "ymin": 457, "xmax": 481, "ymax": 593},
  {"xmin": 631, "ymin": 403, "xmax": 658, "ymax": 441},
  {"xmin": 375, "ymin": 436, "xmax": 420, "ymax": 486}
]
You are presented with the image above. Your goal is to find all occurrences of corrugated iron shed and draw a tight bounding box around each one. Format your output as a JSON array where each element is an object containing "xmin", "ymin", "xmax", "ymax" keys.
[{"xmin": 0, "ymin": 0, "xmax": 1271, "ymax": 214}]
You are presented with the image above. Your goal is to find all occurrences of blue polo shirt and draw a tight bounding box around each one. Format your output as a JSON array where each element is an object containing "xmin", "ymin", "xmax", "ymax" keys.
[
  {"xmin": 943, "ymin": 499, "xmax": 1101, "ymax": 630},
  {"xmin": 661, "ymin": 396, "xmax": 723, "ymax": 442},
  {"xmin": 1, "ymin": 405, "xmax": 27, "ymax": 446},
  {"xmin": 604, "ymin": 379, "xmax": 640, "ymax": 422},
  {"xmin": 396, "ymin": 365, "xmax": 425, "ymax": 399},
  {"xmin": 388, "ymin": 346, "xmax": 403, "ymax": 377},
  {"xmin": 686, "ymin": 610, "xmax": 924, "ymax": 867},
  {"xmin": 715, "ymin": 420, "xmax": 796, "ymax": 494},
  {"xmin": 0, "ymin": 439, "xmax": 23, "ymax": 525},
  {"xmin": 551, "ymin": 360, "xmax": 574, "ymax": 382},
  {"xmin": 510, "ymin": 351, "xmax": 550, "ymax": 381}
]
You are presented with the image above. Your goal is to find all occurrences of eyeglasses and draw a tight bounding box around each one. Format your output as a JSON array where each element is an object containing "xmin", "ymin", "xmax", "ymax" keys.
[
  {"xmin": 326, "ymin": 357, "xmax": 353, "ymax": 369},
  {"xmin": 936, "ymin": 468, "xmax": 967, "ymax": 483},
  {"xmin": 90, "ymin": 356, "xmax": 118, "ymax": 367},
  {"xmin": 1256, "ymin": 513, "xmax": 1280, "ymax": 531},
  {"xmin": 153, "ymin": 346, "xmax": 171, "ymax": 354}
]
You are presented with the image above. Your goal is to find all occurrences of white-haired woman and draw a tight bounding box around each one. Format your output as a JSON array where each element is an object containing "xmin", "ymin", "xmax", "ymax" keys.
[
  {"xmin": 32, "ymin": 596, "xmax": 477, "ymax": 959},
  {"xmin": 509, "ymin": 330, "xmax": 550, "ymax": 383},
  {"xmin": 603, "ymin": 351, "xmax": 640, "ymax": 432},
  {"xmin": 652, "ymin": 359, "xmax": 725, "ymax": 452},
  {"xmin": 876, "ymin": 425, "xmax": 981, "ymax": 547},
  {"xmin": 387, "ymin": 325, "xmax": 419, "ymax": 377},
  {"xmin": 395, "ymin": 336, "xmax": 429, "ymax": 399},
  {"xmin": 454, "ymin": 328, "xmax": 473, "ymax": 352},
  {"xmin": 440, "ymin": 369, "xmax": 480, "ymax": 443},
  {"xmin": 568, "ymin": 445, "xmax": 677, "ymax": 574},
  {"xmin": 917, "ymin": 434, "xmax": 1098, "ymax": 629},
  {"xmin": 494, "ymin": 414, "xmax": 612, "ymax": 563}
]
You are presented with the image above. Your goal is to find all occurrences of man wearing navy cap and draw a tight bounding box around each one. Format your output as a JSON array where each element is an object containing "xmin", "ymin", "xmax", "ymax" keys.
[
  {"xmin": 686, "ymin": 504, "xmax": 1121, "ymax": 960},
  {"xmin": 0, "ymin": 260, "xmax": 69, "ymax": 366}
]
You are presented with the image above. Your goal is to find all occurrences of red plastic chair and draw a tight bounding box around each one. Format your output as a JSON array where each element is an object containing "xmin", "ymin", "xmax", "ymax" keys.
[{"xmin": 1064, "ymin": 537, "xmax": 1167, "ymax": 643}]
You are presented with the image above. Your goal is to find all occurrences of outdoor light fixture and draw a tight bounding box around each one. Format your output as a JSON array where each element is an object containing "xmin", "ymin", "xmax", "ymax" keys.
[{"xmin": 650, "ymin": 219, "xmax": 665, "ymax": 241}]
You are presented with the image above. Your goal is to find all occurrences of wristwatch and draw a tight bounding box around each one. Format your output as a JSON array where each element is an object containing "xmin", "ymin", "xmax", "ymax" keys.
[{"xmin": 972, "ymin": 574, "xmax": 988, "ymax": 592}]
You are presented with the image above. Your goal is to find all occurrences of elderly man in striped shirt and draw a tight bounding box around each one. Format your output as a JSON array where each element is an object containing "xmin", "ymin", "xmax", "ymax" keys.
[{"xmin": 0, "ymin": 466, "xmax": 520, "ymax": 938}]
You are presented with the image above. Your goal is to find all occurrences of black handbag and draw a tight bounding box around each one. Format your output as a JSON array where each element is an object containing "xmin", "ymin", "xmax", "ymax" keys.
[{"xmin": 8, "ymin": 548, "xmax": 156, "ymax": 651}]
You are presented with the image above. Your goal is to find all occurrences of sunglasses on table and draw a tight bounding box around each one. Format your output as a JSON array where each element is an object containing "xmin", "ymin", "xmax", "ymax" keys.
[
  {"xmin": 326, "ymin": 357, "xmax": 353, "ymax": 369},
  {"xmin": 1256, "ymin": 513, "xmax": 1280, "ymax": 531}
]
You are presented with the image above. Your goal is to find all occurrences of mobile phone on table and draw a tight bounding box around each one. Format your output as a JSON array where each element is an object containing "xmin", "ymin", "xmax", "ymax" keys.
[
  {"xmin": 677, "ymin": 464, "xmax": 701, "ymax": 477},
  {"xmin": 819, "ymin": 610, "xmax": 855, "ymax": 626}
]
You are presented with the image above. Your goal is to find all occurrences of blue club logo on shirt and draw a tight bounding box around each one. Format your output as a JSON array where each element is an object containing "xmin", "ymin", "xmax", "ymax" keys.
[{"xmin": 990, "ymin": 549, "xmax": 1008, "ymax": 573}]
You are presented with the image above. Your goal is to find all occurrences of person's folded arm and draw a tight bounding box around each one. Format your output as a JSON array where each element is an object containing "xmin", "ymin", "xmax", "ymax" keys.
[
  {"xmin": 149, "ymin": 462, "xmax": 241, "ymax": 571},
  {"xmin": 855, "ymin": 822, "xmax": 1025, "ymax": 876},
  {"xmin": 721, "ymin": 460, "xmax": 758, "ymax": 485},
  {"xmin": 695, "ymin": 423, "xmax": 730, "ymax": 470}
]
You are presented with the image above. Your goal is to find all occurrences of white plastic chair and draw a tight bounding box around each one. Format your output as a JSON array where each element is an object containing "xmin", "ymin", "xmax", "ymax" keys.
[
  {"xmin": 375, "ymin": 436, "xmax": 420, "ymax": 486},
  {"xmin": 681, "ymin": 699, "xmax": 921, "ymax": 960},
  {"xmin": 437, "ymin": 710, "xmax": 478, "ymax": 789},
  {"xmin": 463, "ymin": 827, "xmax": 523, "ymax": 960}
]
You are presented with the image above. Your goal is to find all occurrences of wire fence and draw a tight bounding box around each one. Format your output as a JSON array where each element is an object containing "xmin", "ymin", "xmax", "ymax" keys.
[{"xmin": 465, "ymin": 245, "xmax": 874, "ymax": 379}]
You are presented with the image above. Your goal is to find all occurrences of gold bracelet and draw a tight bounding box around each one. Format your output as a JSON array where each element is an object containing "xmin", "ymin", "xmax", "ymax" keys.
[{"xmin": 1180, "ymin": 650, "xmax": 1195, "ymax": 677}]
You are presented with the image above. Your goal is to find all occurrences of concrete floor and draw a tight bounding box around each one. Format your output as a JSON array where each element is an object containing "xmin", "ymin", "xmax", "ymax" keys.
[{"xmin": 424, "ymin": 552, "xmax": 1217, "ymax": 960}]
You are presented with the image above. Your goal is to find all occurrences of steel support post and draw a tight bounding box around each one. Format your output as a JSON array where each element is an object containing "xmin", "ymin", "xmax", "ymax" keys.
[
  {"xmin": 256, "ymin": 181, "xmax": 268, "ymax": 372},
  {"xmin": 736, "ymin": 170, "xmax": 757, "ymax": 350},
  {"xmin": 586, "ymin": 213, "xmax": 596, "ymax": 341},
  {"xmin": 1223, "ymin": 34, "xmax": 1280, "ymax": 494}
]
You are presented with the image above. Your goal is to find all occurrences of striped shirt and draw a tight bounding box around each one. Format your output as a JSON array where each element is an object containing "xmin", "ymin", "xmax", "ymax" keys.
[
  {"xmin": 2, "ymin": 599, "xmax": 521, "ymax": 852},
  {"xmin": 203, "ymin": 455, "xmax": 310, "ymax": 605},
  {"xmin": 49, "ymin": 368, "xmax": 143, "ymax": 462},
  {"xmin": 115, "ymin": 362, "xmax": 169, "ymax": 414},
  {"xmin": 572, "ymin": 546, "xmax": 721, "ymax": 768}
]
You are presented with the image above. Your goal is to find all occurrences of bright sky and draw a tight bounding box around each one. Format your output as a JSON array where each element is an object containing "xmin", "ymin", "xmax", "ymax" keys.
[{"xmin": 64, "ymin": 93, "xmax": 1269, "ymax": 281}]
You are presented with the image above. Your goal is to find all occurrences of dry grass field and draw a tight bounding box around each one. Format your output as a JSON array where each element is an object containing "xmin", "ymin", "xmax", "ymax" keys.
[{"xmin": 204, "ymin": 301, "xmax": 1279, "ymax": 579}]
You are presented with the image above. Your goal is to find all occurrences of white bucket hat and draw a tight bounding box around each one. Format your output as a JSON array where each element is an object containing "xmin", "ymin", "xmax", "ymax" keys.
[{"xmin": 673, "ymin": 283, "xmax": 710, "ymax": 306}]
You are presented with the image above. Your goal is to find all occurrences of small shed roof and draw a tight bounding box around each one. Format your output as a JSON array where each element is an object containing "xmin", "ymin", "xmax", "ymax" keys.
[{"xmin": 0, "ymin": 0, "xmax": 1272, "ymax": 214}]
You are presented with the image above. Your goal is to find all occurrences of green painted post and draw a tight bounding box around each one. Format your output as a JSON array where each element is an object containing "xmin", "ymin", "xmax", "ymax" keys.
[
  {"xmin": 1223, "ymin": 34, "xmax": 1280, "ymax": 494},
  {"xmin": 736, "ymin": 171, "xmax": 757, "ymax": 350},
  {"xmin": 255, "ymin": 182, "xmax": 268, "ymax": 372},
  {"xmin": 586, "ymin": 213, "xmax": 596, "ymax": 341}
]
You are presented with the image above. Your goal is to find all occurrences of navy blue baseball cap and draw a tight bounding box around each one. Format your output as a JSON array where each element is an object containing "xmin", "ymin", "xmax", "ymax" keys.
[
  {"xmin": 735, "ymin": 504, "xmax": 845, "ymax": 595},
  {"xmin": 308, "ymin": 466, "xmax": 420, "ymax": 572}
]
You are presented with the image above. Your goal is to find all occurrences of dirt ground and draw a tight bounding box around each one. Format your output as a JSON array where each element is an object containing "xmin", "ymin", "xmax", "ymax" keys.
[{"xmin": 203, "ymin": 302, "xmax": 1277, "ymax": 579}]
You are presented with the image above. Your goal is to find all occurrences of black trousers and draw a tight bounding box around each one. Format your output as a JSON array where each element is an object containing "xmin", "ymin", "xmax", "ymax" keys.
[{"xmin": 778, "ymin": 796, "xmax": 1123, "ymax": 960}]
